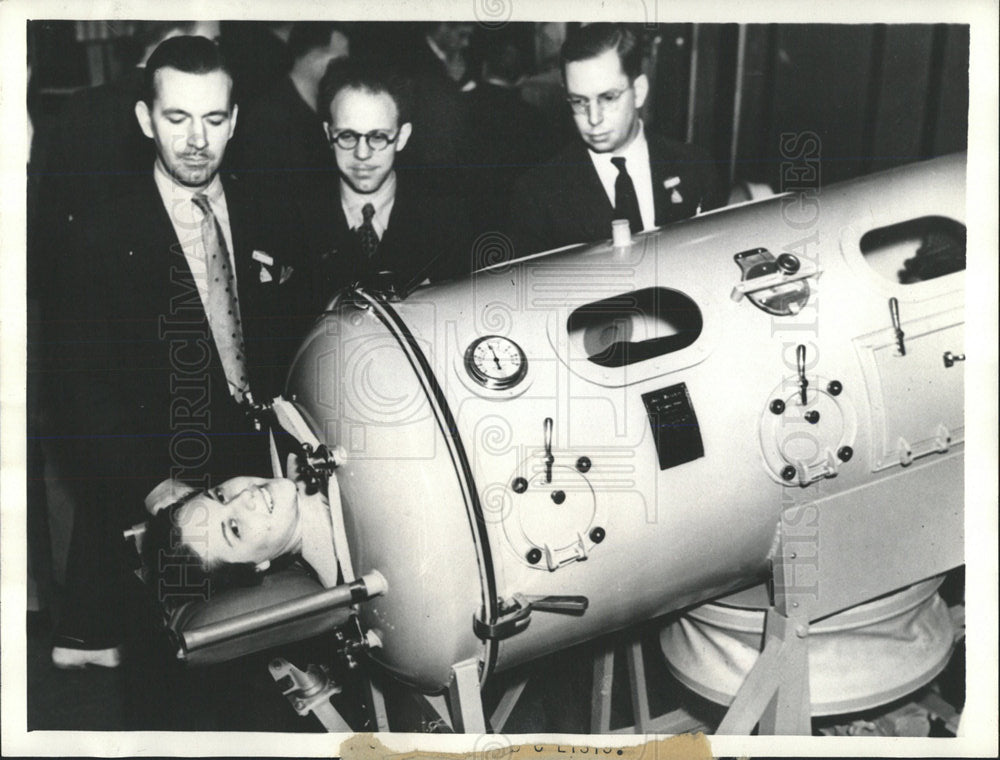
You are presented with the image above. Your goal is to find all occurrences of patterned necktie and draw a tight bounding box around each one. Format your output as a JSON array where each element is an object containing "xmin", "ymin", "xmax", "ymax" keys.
[
  {"xmin": 192, "ymin": 193, "xmax": 249, "ymax": 402},
  {"xmin": 610, "ymin": 156, "xmax": 643, "ymax": 234},
  {"xmin": 357, "ymin": 202, "xmax": 380, "ymax": 258}
]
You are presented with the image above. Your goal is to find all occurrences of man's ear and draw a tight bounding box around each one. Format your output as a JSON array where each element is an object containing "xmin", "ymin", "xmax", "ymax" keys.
[
  {"xmin": 632, "ymin": 73, "xmax": 649, "ymax": 110},
  {"xmin": 135, "ymin": 100, "xmax": 154, "ymax": 139},
  {"xmin": 255, "ymin": 559, "xmax": 271, "ymax": 573},
  {"xmin": 395, "ymin": 122, "xmax": 413, "ymax": 152},
  {"xmin": 228, "ymin": 103, "xmax": 239, "ymax": 139}
]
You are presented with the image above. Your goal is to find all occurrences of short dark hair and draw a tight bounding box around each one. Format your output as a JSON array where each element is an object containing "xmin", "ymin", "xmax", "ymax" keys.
[
  {"xmin": 317, "ymin": 58, "xmax": 413, "ymax": 125},
  {"xmin": 560, "ymin": 23, "xmax": 644, "ymax": 82},
  {"xmin": 287, "ymin": 22, "xmax": 352, "ymax": 62},
  {"xmin": 141, "ymin": 492, "xmax": 259, "ymax": 605},
  {"xmin": 141, "ymin": 35, "xmax": 233, "ymax": 107}
]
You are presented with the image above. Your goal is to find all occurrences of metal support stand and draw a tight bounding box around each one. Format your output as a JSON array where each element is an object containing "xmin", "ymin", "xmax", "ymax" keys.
[{"xmin": 269, "ymin": 657, "xmax": 351, "ymax": 732}]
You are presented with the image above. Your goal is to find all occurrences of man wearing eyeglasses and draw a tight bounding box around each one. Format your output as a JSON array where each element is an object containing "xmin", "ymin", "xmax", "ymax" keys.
[
  {"xmin": 287, "ymin": 58, "xmax": 473, "ymax": 304},
  {"xmin": 508, "ymin": 23, "xmax": 723, "ymax": 257}
]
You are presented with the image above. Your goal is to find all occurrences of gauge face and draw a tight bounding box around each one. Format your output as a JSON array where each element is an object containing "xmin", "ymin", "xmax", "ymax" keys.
[{"xmin": 464, "ymin": 335, "xmax": 528, "ymax": 390}]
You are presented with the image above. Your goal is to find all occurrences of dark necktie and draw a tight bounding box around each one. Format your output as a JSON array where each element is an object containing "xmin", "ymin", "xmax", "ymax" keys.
[
  {"xmin": 610, "ymin": 156, "xmax": 643, "ymax": 234},
  {"xmin": 192, "ymin": 193, "xmax": 249, "ymax": 402},
  {"xmin": 357, "ymin": 202, "xmax": 379, "ymax": 258}
]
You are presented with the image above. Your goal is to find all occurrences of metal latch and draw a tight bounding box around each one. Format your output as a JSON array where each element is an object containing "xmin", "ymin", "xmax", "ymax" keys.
[{"xmin": 473, "ymin": 594, "xmax": 589, "ymax": 640}]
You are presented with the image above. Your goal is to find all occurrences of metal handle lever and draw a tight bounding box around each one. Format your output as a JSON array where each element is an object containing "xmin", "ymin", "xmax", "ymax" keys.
[
  {"xmin": 543, "ymin": 417, "xmax": 554, "ymax": 483},
  {"xmin": 518, "ymin": 594, "xmax": 589, "ymax": 616},
  {"xmin": 796, "ymin": 344, "xmax": 809, "ymax": 405},
  {"xmin": 943, "ymin": 351, "xmax": 966, "ymax": 368},
  {"xmin": 473, "ymin": 593, "xmax": 590, "ymax": 640},
  {"xmin": 889, "ymin": 297, "xmax": 905, "ymax": 355}
]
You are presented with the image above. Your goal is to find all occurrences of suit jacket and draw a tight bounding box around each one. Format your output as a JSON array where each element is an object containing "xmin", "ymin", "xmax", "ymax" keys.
[
  {"xmin": 507, "ymin": 132, "xmax": 725, "ymax": 257},
  {"xmin": 284, "ymin": 171, "xmax": 475, "ymax": 310},
  {"xmin": 228, "ymin": 76, "xmax": 337, "ymax": 199},
  {"xmin": 47, "ymin": 171, "xmax": 306, "ymax": 520}
]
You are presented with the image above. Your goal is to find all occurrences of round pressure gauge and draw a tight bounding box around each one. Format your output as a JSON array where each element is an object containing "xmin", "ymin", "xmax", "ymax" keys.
[{"xmin": 464, "ymin": 335, "xmax": 528, "ymax": 390}]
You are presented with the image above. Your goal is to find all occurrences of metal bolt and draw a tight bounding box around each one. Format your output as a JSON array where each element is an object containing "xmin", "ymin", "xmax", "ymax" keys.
[
  {"xmin": 576, "ymin": 456, "xmax": 592, "ymax": 473},
  {"xmin": 512, "ymin": 477, "xmax": 528, "ymax": 494},
  {"xmin": 790, "ymin": 552, "xmax": 797, "ymax": 559},
  {"xmin": 838, "ymin": 445, "xmax": 854, "ymax": 462},
  {"xmin": 776, "ymin": 253, "xmax": 801, "ymax": 274},
  {"xmin": 589, "ymin": 527, "xmax": 606, "ymax": 544},
  {"xmin": 526, "ymin": 548, "xmax": 542, "ymax": 565},
  {"xmin": 827, "ymin": 380, "xmax": 842, "ymax": 396},
  {"xmin": 805, "ymin": 410, "xmax": 820, "ymax": 424},
  {"xmin": 781, "ymin": 465, "xmax": 796, "ymax": 481},
  {"xmin": 770, "ymin": 399, "xmax": 786, "ymax": 415},
  {"xmin": 551, "ymin": 490, "xmax": 566, "ymax": 505},
  {"xmin": 796, "ymin": 625, "xmax": 808, "ymax": 638}
]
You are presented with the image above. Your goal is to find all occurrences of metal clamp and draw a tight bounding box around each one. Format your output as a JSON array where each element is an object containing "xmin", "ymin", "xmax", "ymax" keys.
[
  {"xmin": 473, "ymin": 594, "xmax": 589, "ymax": 641},
  {"xmin": 296, "ymin": 442, "xmax": 341, "ymax": 495}
]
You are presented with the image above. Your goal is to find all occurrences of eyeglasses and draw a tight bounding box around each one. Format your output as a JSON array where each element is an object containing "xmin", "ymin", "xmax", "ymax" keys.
[
  {"xmin": 565, "ymin": 87, "xmax": 630, "ymax": 115},
  {"xmin": 327, "ymin": 129, "xmax": 400, "ymax": 151}
]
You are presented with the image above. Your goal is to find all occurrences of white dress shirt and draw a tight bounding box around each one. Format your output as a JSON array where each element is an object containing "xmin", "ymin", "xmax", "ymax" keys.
[
  {"xmin": 588, "ymin": 122, "xmax": 656, "ymax": 231},
  {"xmin": 340, "ymin": 170, "xmax": 397, "ymax": 239}
]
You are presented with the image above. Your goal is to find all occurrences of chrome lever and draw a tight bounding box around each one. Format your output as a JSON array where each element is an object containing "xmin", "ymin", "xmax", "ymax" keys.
[{"xmin": 889, "ymin": 297, "xmax": 905, "ymax": 356}]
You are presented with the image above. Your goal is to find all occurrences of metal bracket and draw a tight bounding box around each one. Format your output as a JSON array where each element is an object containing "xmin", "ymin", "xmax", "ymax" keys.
[{"xmin": 269, "ymin": 657, "xmax": 350, "ymax": 732}]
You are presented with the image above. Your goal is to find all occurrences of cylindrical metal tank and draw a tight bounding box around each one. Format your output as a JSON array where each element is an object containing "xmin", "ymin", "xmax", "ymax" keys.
[{"xmin": 285, "ymin": 154, "xmax": 966, "ymax": 693}]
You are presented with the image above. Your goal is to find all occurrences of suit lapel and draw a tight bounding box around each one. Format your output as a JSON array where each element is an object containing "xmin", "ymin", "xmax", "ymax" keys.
[
  {"xmin": 648, "ymin": 134, "xmax": 697, "ymax": 226},
  {"xmin": 562, "ymin": 141, "xmax": 614, "ymax": 239}
]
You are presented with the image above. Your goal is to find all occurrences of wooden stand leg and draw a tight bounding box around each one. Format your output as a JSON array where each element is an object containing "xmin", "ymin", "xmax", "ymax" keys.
[
  {"xmin": 625, "ymin": 638, "xmax": 651, "ymax": 732},
  {"xmin": 447, "ymin": 657, "xmax": 486, "ymax": 733},
  {"xmin": 490, "ymin": 676, "xmax": 529, "ymax": 732},
  {"xmin": 590, "ymin": 644, "xmax": 615, "ymax": 732},
  {"xmin": 715, "ymin": 610, "xmax": 811, "ymax": 735}
]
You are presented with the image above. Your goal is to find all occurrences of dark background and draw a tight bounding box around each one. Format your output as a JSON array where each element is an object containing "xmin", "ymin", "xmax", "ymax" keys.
[{"xmin": 28, "ymin": 21, "xmax": 969, "ymax": 190}]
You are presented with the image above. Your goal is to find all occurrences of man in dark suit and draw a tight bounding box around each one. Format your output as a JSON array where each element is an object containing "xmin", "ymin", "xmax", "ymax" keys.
[
  {"xmin": 46, "ymin": 36, "xmax": 303, "ymax": 668},
  {"xmin": 508, "ymin": 23, "xmax": 725, "ymax": 257},
  {"xmin": 228, "ymin": 22, "xmax": 351, "ymax": 200},
  {"xmin": 288, "ymin": 59, "xmax": 473, "ymax": 309}
]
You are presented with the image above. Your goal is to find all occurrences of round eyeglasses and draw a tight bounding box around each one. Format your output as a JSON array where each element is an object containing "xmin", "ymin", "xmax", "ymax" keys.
[
  {"xmin": 565, "ymin": 87, "xmax": 630, "ymax": 116},
  {"xmin": 327, "ymin": 129, "xmax": 400, "ymax": 151}
]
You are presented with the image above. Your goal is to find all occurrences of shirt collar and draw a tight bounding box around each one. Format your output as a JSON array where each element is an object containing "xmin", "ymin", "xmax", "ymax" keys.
[
  {"xmin": 587, "ymin": 119, "xmax": 648, "ymax": 165},
  {"xmin": 152, "ymin": 161, "xmax": 225, "ymax": 206},
  {"xmin": 340, "ymin": 170, "xmax": 396, "ymax": 220}
]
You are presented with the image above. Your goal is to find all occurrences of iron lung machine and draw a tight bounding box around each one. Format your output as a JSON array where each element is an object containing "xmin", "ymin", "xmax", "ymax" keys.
[{"xmin": 283, "ymin": 154, "xmax": 966, "ymax": 728}]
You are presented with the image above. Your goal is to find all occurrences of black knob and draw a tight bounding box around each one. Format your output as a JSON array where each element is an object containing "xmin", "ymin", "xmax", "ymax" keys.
[
  {"xmin": 526, "ymin": 548, "xmax": 542, "ymax": 565},
  {"xmin": 827, "ymin": 380, "xmax": 843, "ymax": 396},
  {"xmin": 551, "ymin": 490, "xmax": 566, "ymax": 505},
  {"xmin": 770, "ymin": 399, "xmax": 786, "ymax": 415},
  {"xmin": 576, "ymin": 456, "xmax": 592, "ymax": 473},
  {"xmin": 512, "ymin": 477, "xmax": 528, "ymax": 494},
  {"xmin": 781, "ymin": 465, "xmax": 796, "ymax": 481},
  {"xmin": 838, "ymin": 446, "xmax": 853, "ymax": 462},
  {"xmin": 777, "ymin": 253, "xmax": 801, "ymax": 274},
  {"xmin": 805, "ymin": 410, "xmax": 820, "ymax": 424},
  {"xmin": 589, "ymin": 527, "xmax": 606, "ymax": 544}
]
